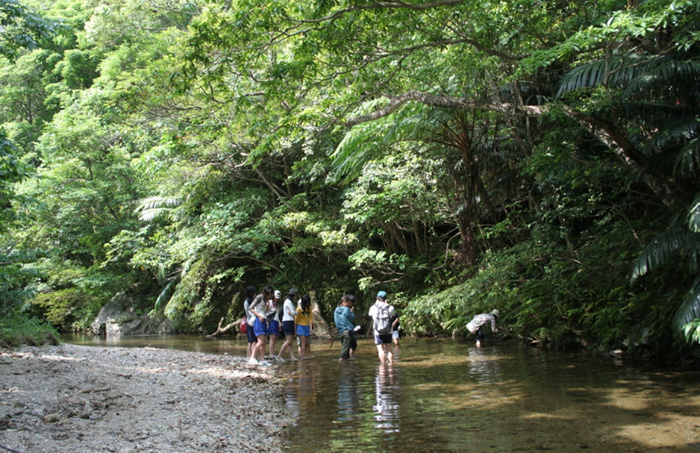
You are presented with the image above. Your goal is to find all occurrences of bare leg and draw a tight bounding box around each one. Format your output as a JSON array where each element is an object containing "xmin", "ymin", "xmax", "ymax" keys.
[
  {"xmin": 278, "ymin": 335, "xmax": 296, "ymax": 360},
  {"xmin": 269, "ymin": 334, "xmax": 277, "ymax": 357},
  {"xmin": 383, "ymin": 343, "xmax": 393, "ymax": 364},
  {"xmin": 254, "ymin": 335, "xmax": 267, "ymax": 362},
  {"xmin": 299, "ymin": 336, "xmax": 308, "ymax": 358},
  {"xmin": 376, "ymin": 344, "xmax": 386, "ymax": 364}
]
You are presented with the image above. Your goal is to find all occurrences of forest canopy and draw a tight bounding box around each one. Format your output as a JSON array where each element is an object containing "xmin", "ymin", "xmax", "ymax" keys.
[{"xmin": 1, "ymin": 0, "xmax": 699, "ymax": 359}]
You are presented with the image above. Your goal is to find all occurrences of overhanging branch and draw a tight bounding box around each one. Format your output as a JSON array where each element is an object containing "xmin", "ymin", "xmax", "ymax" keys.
[{"xmin": 342, "ymin": 91, "xmax": 543, "ymax": 127}]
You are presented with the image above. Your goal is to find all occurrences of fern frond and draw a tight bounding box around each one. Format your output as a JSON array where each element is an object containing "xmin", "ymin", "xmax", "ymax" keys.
[
  {"xmin": 673, "ymin": 275, "xmax": 700, "ymax": 343},
  {"xmin": 134, "ymin": 196, "xmax": 182, "ymax": 221},
  {"xmin": 153, "ymin": 278, "xmax": 179, "ymax": 313},
  {"xmin": 622, "ymin": 102, "xmax": 679, "ymax": 126},
  {"xmin": 624, "ymin": 58, "xmax": 700, "ymax": 99},
  {"xmin": 631, "ymin": 223, "xmax": 687, "ymax": 282},
  {"xmin": 687, "ymin": 192, "xmax": 700, "ymax": 233},
  {"xmin": 556, "ymin": 56, "xmax": 643, "ymax": 98},
  {"xmin": 331, "ymin": 102, "xmax": 431, "ymax": 182},
  {"xmin": 674, "ymin": 136, "xmax": 700, "ymax": 178}
]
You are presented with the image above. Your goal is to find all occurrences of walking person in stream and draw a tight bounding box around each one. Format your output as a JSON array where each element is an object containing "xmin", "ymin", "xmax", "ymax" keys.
[
  {"xmin": 295, "ymin": 294, "xmax": 314, "ymax": 359},
  {"xmin": 249, "ymin": 285, "xmax": 273, "ymax": 366},
  {"xmin": 466, "ymin": 309, "xmax": 499, "ymax": 348},
  {"xmin": 334, "ymin": 294, "xmax": 361, "ymax": 362},
  {"xmin": 369, "ymin": 291, "xmax": 395, "ymax": 365},
  {"xmin": 277, "ymin": 288, "xmax": 299, "ymax": 362}
]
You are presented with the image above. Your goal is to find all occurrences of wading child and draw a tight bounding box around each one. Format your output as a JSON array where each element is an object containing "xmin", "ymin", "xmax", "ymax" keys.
[
  {"xmin": 295, "ymin": 294, "xmax": 313, "ymax": 359},
  {"xmin": 334, "ymin": 294, "xmax": 359, "ymax": 362},
  {"xmin": 249, "ymin": 286, "xmax": 273, "ymax": 365},
  {"xmin": 277, "ymin": 288, "xmax": 298, "ymax": 362},
  {"xmin": 369, "ymin": 291, "xmax": 395, "ymax": 365}
]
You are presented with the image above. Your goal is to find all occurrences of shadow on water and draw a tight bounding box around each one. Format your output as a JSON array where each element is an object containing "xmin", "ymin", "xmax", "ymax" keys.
[{"xmin": 64, "ymin": 334, "xmax": 700, "ymax": 452}]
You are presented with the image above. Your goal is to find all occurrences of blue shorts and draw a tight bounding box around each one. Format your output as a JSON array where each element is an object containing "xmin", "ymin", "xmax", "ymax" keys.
[
  {"xmin": 254, "ymin": 318, "xmax": 268, "ymax": 337},
  {"xmin": 268, "ymin": 320, "xmax": 280, "ymax": 335},
  {"xmin": 374, "ymin": 333, "xmax": 392, "ymax": 345},
  {"xmin": 246, "ymin": 323, "xmax": 257, "ymax": 343},
  {"xmin": 297, "ymin": 324, "xmax": 311, "ymax": 337},
  {"xmin": 282, "ymin": 320, "xmax": 295, "ymax": 335}
]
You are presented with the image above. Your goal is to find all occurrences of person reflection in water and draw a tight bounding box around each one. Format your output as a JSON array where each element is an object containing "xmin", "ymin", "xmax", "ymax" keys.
[
  {"xmin": 466, "ymin": 309, "xmax": 499, "ymax": 348},
  {"xmin": 373, "ymin": 365, "xmax": 399, "ymax": 432}
]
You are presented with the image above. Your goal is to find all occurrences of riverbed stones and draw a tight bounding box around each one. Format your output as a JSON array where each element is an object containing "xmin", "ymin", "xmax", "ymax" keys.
[{"xmin": 0, "ymin": 344, "xmax": 293, "ymax": 452}]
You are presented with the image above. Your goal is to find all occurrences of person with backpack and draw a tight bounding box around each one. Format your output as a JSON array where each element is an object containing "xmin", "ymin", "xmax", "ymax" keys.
[
  {"xmin": 369, "ymin": 290, "xmax": 395, "ymax": 365},
  {"xmin": 466, "ymin": 309, "xmax": 499, "ymax": 348}
]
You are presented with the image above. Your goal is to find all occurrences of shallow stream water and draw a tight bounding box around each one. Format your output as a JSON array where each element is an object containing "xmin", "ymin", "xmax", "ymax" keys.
[{"xmin": 64, "ymin": 334, "xmax": 700, "ymax": 452}]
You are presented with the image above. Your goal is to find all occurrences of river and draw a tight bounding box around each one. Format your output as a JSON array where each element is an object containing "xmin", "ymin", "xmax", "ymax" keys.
[{"xmin": 63, "ymin": 334, "xmax": 700, "ymax": 452}]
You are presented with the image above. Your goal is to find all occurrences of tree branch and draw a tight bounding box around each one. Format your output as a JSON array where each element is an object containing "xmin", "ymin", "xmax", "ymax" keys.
[{"xmin": 342, "ymin": 91, "xmax": 543, "ymax": 127}]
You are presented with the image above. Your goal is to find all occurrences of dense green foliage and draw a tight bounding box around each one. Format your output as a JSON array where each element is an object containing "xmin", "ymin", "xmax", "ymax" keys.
[{"xmin": 1, "ymin": 0, "xmax": 699, "ymax": 359}]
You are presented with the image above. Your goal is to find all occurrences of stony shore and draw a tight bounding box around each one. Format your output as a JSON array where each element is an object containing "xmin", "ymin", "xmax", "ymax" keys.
[{"xmin": 0, "ymin": 344, "xmax": 293, "ymax": 452}]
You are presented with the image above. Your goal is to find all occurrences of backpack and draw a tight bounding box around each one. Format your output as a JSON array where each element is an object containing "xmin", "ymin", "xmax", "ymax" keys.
[{"xmin": 373, "ymin": 303, "xmax": 392, "ymax": 334}]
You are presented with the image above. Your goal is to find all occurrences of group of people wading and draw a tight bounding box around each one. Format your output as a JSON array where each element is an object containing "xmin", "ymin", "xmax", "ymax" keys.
[
  {"xmin": 243, "ymin": 285, "xmax": 313, "ymax": 366},
  {"xmin": 242, "ymin": 285, "xmax": 498, "ymax": 366}
]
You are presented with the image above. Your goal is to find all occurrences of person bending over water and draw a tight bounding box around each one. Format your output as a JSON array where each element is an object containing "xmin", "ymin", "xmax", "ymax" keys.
[{"xmin": 466, "ymin": 309, "xmax": 499, "ymax": 348}]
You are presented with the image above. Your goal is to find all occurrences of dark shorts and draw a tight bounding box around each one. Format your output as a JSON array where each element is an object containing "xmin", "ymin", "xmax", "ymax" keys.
[
  {"xmin": 374, "ymin": 333, "xmax": 392, "ymax": 345},
  {"xmin": 246, "ymin": 323, "xmax": 257, "ymax": 343},
  {"xmin": 268, "ymin": 320, "xmax": 280, "ymax": 335},
  {"xmin": 282, "ymin": 320, "xmax": 295, "ymax": 336}
]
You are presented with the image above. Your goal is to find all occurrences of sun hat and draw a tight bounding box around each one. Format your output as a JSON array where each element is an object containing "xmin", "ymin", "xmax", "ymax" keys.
[
  {"xmin": 289, "ymin": 288, "xmax": 299, "ymax": 296},
  {"xmin": 274, "ymin": 290, "xmax": 282, "ymax": 298},
  {"xmin": 377, "ymin": 290, "xmax": 387, "ymax": 300},
  {"xmin": 491, "ymin": 309, "xmax": 500, "ymax": 317}
]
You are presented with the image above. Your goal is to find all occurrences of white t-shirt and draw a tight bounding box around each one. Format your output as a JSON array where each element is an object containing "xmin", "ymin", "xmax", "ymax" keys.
[
  {"xmin": 282, "ymin": 298, "xmax": 296, "ymax": 322},
  {"xmin": 248, "ymin": 294, "xmax": 267, "ymax": 324}
]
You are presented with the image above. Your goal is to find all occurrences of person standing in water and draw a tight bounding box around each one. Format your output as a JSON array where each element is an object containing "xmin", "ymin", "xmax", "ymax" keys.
[
  {"xmin": 334, "ymin": 294, "xmax": 360, "ymax": 362},
  {"xmin": 391, "ymin": 313, "xmax": 401, "ymax": 348},
  {"xmin": 466, "ymin": 309, "xmax": 499, "ymax": 347},
  {"xmin": 249, "ymin": 286, "xmax": 273, "ymax": 365},
  {"xmin": 243, "ymin": 286, "xmax": 257, "ymax": 361},
  {"xmin": 295, "ymin": 294, "xmax": 313, "ymax": 359},
  {"xmin": 267, "ymin": 289, "xmax": 282, "ymax": 359},
  {"xmin": 277, "ymin": 288, "xmax": 298, "ymax": 362},
  {"xmin": 369, "ymin": 291, "xmax": 395, "ymax": 365}
]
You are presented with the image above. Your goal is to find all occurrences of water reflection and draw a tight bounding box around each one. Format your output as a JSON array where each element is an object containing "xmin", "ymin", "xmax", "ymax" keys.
[
  {"xmin": 63, "ymin": 334, "xmax": 700, "ymax": 452},
  {"xmin": 373, "ymin": 365, "xmax": 399, "ymax": 432},
  {"xmin": 336, "ymin": 362, "xmax": 359, "ymax": 423},
  {"xmin": 466, "ymin": 345, "xmax": 502, "ymax": 384}
]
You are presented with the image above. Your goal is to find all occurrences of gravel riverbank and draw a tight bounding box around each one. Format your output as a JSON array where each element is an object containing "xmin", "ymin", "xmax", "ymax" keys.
[{"xmin": 0, "ymin": 344, "xmax": 294, "ymax": 452}]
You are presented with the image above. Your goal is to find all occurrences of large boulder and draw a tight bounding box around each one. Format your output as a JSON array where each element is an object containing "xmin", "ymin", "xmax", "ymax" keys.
[{"xmin": 90, "ymin": 292, "xmax": 174, "ymax": 335}]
